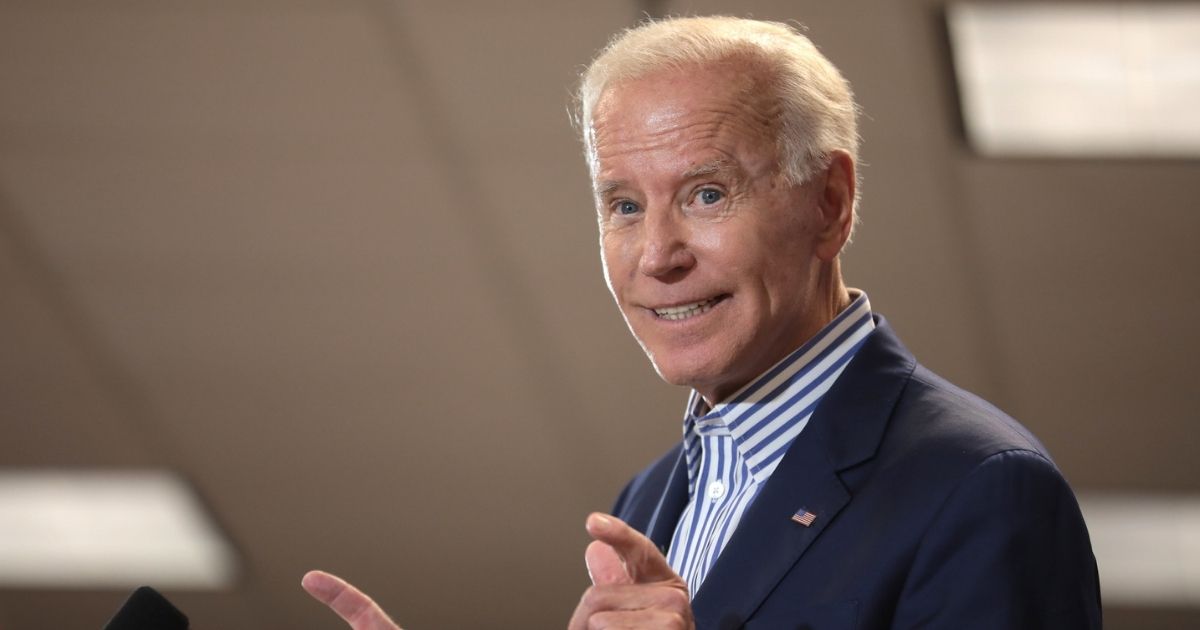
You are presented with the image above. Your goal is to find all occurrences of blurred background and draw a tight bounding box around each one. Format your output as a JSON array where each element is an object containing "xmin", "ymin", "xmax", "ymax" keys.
[{"xmin": 1, "ymin": 0, "xmax": 1197, "ymax": 627}]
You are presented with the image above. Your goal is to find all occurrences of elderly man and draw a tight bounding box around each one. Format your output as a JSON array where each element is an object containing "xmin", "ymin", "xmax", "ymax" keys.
[{"xmin": 303, "ymin": 16, "xmax": 1101, "ymax": 630}]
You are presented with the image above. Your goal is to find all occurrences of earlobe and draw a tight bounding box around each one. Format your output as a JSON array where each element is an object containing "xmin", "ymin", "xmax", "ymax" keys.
[{"xmin": 814, "ymin": 151, "xmax": 856, "ymax": 261}]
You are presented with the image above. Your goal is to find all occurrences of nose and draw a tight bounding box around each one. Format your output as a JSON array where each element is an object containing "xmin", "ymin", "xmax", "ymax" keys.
[{"xmin": 638, "ymin": 207, "xmax": 695, "ymax": 278}]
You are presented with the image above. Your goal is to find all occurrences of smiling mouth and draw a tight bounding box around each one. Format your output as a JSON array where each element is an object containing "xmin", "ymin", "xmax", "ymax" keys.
[{"xmin": 652, "ymin": 295, "xmax": 728, "ymax": 321}]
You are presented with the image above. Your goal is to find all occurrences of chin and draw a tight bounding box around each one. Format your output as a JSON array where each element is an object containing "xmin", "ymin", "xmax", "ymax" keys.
[{"xmin": 648, "ymin": 349, "xmax": 729, "ymax": 393}]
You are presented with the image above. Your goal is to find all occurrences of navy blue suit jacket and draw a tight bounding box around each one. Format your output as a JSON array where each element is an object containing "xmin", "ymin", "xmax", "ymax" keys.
[{"xmin": 612, "ymin": 318, "xmax": 1102, "ymax": 629}]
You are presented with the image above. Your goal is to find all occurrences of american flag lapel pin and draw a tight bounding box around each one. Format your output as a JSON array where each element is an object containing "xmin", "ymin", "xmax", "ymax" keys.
[{"xmin": 791, "ymin": 507, "xmax": 817, "ymax": 527}]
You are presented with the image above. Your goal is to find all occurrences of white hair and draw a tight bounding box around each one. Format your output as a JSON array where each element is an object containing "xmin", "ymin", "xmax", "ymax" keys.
[{"xmin": 578, "ymin": 15, "xmax": 861, "ymax": 196}]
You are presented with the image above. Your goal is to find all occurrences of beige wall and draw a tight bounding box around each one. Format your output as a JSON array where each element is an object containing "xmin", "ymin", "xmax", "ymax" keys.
[{"xmin": 0, "ymin": 1, "xmax": 1195, "ymax": 627}]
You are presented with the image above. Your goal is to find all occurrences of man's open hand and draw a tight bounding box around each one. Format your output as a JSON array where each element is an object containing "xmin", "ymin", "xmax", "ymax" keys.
[
  {"xmin": 568, "ymin": 513, "xmax": 694, "ymax": 630},
  {"xmin": 302, "ymin": 570, "xmax": 403, "ymax": 630}
]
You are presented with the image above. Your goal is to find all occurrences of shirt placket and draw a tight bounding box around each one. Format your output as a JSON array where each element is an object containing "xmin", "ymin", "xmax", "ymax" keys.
[{"xmin": 689, "ymin": 419, "xmax": 735, "ymax": 594}]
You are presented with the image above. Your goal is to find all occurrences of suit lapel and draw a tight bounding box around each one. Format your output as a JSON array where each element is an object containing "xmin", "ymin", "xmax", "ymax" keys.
[
  {"xmin": 691, "ymin": 430, "xmax": 851, "ymax": 629},
  {"xmin": 646, "ymin": 448, "xmax": 689, "ymax": 552},
  {"xmin": 690, "ymin": 318, "xmax": 916, "ymax": 628}
]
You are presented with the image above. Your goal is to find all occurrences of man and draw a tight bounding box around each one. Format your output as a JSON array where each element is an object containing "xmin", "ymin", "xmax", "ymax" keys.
[{"xmin": 304, "ymin": 16, "xmax": 1101, "ymax": 629}]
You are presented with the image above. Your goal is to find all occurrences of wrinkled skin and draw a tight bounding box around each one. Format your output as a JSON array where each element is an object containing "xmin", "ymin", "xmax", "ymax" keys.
[{"xmin": 590, "ymin": 60, "xmax": 854, "ymax": 406}]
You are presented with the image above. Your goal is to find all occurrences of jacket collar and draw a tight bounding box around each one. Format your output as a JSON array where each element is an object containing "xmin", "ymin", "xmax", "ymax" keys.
[{"xmin": 687, "ymin": 316, "xmax": 916, "ymax": 627}]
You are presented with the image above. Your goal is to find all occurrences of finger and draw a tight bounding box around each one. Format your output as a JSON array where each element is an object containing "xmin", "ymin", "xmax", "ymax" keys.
[
  {"xmin": 581, "ymin": 583, "xmax": 692, "ymax": 612},
  {"xmin": 586, "ymin": 608, "xmax": 692, "ymax": 630},
  {"xmin": 570, "ymin": 584, "xmax": 693, "ymax": 630},
  {"xmin": 301, "ymin": 570, "xmax": 403, "ymax": 630},
  {"xmin": 585, "ymin": 513, "xmax": 679, "ymax": 584},
  {"xmin": 586, "ymin": 540, "xmax": 632, "ymax": 586}
]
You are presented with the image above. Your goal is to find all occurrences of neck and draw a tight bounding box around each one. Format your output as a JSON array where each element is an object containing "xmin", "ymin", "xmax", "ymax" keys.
[{"xmin": 819, "ymin": 259, "xmax": 852, "ymax": 326}]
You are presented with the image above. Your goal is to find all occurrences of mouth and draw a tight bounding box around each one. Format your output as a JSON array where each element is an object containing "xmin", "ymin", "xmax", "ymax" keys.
[{"xmin": 650, "ymin": 294, "xmax": 729, "ymax": 321}]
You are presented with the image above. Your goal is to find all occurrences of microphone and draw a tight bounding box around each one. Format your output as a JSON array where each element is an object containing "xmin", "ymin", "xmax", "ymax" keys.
[{"xmin": 102, "ymin": 586, "xmax": 189, "ymax": 630}]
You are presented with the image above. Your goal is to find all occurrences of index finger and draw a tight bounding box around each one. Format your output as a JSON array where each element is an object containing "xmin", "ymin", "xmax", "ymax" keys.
[
  {"xmin": 585, "ymin": 513, "xmax": 679, "ymax": 584},
  {"xmin": 301, "ymin": 570, "xmax": 403, "ymax": 630}
]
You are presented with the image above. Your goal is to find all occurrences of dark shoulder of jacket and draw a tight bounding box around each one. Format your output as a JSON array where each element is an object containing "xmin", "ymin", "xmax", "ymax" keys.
[
  {"xmin": 879, "ymin": 362, "xmax": 1058, "ymax": 476},
  {"xmin": 611, "ymin": 442, "xmax": 683, "ymax": 516}
]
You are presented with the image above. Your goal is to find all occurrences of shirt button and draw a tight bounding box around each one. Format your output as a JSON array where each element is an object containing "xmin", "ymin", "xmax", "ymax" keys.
[{"xmin": 707, "ymin": 480, "xmax": 726, "ymax": 500}]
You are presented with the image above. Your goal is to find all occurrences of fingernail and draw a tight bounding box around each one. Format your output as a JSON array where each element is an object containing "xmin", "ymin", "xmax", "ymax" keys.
[{"xmin": 591, "ymin": 514, "xmax": 611, "ymax": 532}]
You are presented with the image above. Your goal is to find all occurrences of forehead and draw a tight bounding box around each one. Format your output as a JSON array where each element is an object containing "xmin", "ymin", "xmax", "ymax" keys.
[{"xmin": 590, "ymin": 62, "xmax": 781, "ymax": 179}]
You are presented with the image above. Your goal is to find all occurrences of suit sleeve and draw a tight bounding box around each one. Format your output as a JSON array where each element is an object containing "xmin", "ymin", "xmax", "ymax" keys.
[{"xmin": 891, "ymin": 449, "xmax": 1102, "ymax": 629}]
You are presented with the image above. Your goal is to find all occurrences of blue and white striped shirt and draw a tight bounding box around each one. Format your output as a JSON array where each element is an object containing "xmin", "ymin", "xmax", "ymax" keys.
[{"xmin": 666, "ymin": 291, "xmax": 875, "ymax": 596}]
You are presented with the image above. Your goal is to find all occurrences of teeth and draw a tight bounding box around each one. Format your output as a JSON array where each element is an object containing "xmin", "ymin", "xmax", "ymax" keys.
[{"xmin": 654, "ymin": 297, "xmax": 721, "ymax": 321}]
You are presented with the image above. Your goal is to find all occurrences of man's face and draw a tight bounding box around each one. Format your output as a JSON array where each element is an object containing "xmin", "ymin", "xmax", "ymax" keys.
[{"xmin": 590, "ymin": 62, "xmax": 836, "ymax": 404}]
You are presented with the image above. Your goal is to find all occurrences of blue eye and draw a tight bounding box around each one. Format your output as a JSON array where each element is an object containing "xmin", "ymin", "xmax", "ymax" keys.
[
  {"xmin": 617, "ymin": 201, "xmax": 640, "ymax": 215},
  {"xmin": 698, "ymin": 188, "xmax": 723, "ymax": 205}
]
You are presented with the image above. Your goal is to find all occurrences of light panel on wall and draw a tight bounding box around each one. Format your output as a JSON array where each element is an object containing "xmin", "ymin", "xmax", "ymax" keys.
[
  {"xmin": 947, "ymin": 3, "xmax": 1200, "ymax": 157},
  {"xmin": 0, "ymin": 470, "xmax": 237, "ymax": 589},
  {"xmin": 1079, "ymin": 493, "xmax": 1200, "ymax": 606}
]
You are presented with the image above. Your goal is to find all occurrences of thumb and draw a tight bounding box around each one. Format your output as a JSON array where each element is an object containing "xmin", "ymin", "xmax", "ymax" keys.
[
  {"xmin": 584, "ymin": 540, "xmax": 632, "ymax": 585},
  {"xmin": 585, "ymin": 513, "xmax": 679, "ymax": 584}
]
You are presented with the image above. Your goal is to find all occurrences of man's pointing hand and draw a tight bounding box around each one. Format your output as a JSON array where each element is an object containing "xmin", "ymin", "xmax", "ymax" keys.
[{"xmin": 569, "ymin": 513, "xmax": 695, "ymax": 630}]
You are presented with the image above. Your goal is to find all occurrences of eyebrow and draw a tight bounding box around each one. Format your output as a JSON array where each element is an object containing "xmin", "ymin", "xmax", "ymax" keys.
[
  {"xmin": 682, "ymin": 159, "xmax": 734, "ymax": 180},
  {"xmin": 594, "ymin": 180, "xmax": 624, "ymax": 198},
  {"xmin": 593, "ymin": 159, "xmax": 737, "ymax": 198}
]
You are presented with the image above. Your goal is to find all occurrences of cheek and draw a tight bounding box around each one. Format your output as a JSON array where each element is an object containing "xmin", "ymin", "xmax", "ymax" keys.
[
  {"xmin": 599, "ymin": 235, "xmax": 630, "ymax": 295},
  {"xmin": 603, "ymin": 228, "xmax": 641, "ymax": 264},
  {"xmin": 691, "ymin": 219, "xmax": 764, "ymax": 282},
  {"xmin": 688, "ymin": 219, "xmax": 741, "ymax": 264}
]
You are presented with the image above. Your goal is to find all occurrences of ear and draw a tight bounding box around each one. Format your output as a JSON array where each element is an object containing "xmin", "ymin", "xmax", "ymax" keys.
[{"xmin": 813, "ymin": 150, "xmax": 856, "ymax": 262}]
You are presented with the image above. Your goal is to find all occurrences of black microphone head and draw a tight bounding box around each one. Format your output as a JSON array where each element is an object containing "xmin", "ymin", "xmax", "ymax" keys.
[{"xmin": 103, "ymin": 586, "xmax": 189, "ymax": 630}]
